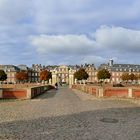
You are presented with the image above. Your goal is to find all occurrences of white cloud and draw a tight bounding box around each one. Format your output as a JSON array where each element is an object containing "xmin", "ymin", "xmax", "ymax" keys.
[
  {"xmin": 95, "ymin": 26, "xmax": 140, "ymax": 52},
  {"xmin": 30, "ymin": 34, "xmax": 97, "ymax": 55},
  {"xmin": 30, "ymin": 26, "xmax": 140, "ymax": 56}
]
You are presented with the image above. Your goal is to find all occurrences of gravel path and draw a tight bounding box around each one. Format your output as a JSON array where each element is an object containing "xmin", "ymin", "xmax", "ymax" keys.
[{"xmin": 0, "ymin": 87, "xmax": 140, "ymax": 140}]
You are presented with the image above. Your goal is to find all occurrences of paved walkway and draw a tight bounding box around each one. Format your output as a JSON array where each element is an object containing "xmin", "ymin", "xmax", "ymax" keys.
[{"xmin": 0, "ymin": 87, "xmax": 140, "ymax": 140}]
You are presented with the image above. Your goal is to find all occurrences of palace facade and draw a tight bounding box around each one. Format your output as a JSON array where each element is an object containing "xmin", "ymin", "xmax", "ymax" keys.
[
  {"xmin": 1, "ymin": 60, "xmax": 140, "ymax": 84},
  {"xmin": 99, "ymin": 59, "xmax": 140, "ymax": 83}
]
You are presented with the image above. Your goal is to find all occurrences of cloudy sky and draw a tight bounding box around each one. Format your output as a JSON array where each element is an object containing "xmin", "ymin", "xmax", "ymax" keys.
[{"xmin": 0, "ymin": 0, "xmax": 140, "ymax": 66}]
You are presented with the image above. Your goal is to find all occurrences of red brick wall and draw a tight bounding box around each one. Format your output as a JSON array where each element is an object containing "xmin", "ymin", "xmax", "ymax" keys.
[
  {"xmin": 72, "ymin": 84, "xmax": 140, "ymax": 98},
  {"xmin": 72, "ymin": 84, "xmax": 97, "ymax": 96},
  {"xmin": 91, "ymin": 88, "xmax": 96, "ymax": 95},
  {"xmin": 133, "ymin": 89, "xmax": 140, "ymax": 98},
  {"xmin": 3, "ymin": 90, "xmax": 27, "ymax": 99},
  {"xmin": 104, "ymin": 88, "xmax": 128, "ymax": 97}
]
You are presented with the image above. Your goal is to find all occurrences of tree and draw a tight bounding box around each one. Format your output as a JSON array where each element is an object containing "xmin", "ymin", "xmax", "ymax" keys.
[
  {"xmin": 129, "ymin": 73, "xmax": 137, "ymax": 81},
  {"xmin": 121, "ymin": 73, "xmax": 137, "ymax": 81},
  {"xmin": 136, "ymin": 74, "xmax": 140, "ymax": 80},
  {"xmin": 121, "ymin": 73, "xmax": 130, "ymax": 81},
  {"xmin": 16, "ymin": 71, "xmax": 28, "ymax": 82},
  {"xmin": 40, "ymin": 70, "xmax": 52, "ymax": 81},
  {"xmin": 0, "ymin": 70, "xmax": 7, "ymax": 81},
  {"xmin": 74, "ymin": 68, "xmax": 89, "ymax": 80},
  {"xmin": 97, "ymin": 69, "xmax": 111, "ymax": 81}
]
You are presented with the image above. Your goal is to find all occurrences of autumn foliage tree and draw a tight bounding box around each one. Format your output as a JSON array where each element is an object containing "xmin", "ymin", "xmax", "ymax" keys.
[
  {"xmin": 74, "ymin": 68, "xmax": 89, "ymax": 80},
  {"xmin": 40, "ymin": 70, "xmax": 52, "ymax": 81},
  {"xmin": 16, "ymin": 71, "xmax": 28, "ymax": 82},
  {"xmin": 129, "ymin": 73, "xmax": 137, "ymax": 81},
  {"xmin": 136, "ymin": 74, "xmax": 140, "ymax": 80},
  {"xmin": 97, "ymin": 69, "xmax": 111, "ymax": 81},
  {"xmin": 0, "ymin": 70, "xmax": 7, "ymax": 81},
  {"xmin": 121, "ymin": 73, "xmax": 129, "ymax": 81},
  {"xmin": 121, "ymin": 73, "xmax": 137, "ymax": 81}
]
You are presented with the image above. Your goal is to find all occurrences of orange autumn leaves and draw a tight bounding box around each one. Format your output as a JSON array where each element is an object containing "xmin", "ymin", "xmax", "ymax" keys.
[{"xmin": 40, "ymin": 70, "xmax": 52, "ymax": 81}]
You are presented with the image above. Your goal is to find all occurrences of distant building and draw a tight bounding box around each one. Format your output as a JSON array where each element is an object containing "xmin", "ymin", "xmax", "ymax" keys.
[
  {"xmin": 0, "ymin": 65, "xmax": 20, "ymax": 83},
  {"xmin": 31, "ymin": 64, "xmax": 46, "ymax": 82},
  {"xmin": 53, "ymin": 65, "xmax": 69, "ymax": 84},
  {"xmin": 85, "ymin": 64, "xmax": 98, "ymax": 83},
  {"xmin": 51, "ymin": 65, "xmax": 76, "ymax": 85},
  {"xmin": 17, "ymin": 65, "xmax": 28, "ymax": 71},
  {"xmin": 28, "ymin": 69, "xmax": 39, "ymax": 82},
  {"xmin": 99, "ymin": 59, "xmax": 140, "ymax": 83}
]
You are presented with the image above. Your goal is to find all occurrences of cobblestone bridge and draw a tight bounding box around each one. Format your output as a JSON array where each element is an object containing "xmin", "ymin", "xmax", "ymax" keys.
[{"xmin": 0, "ymin": 87, "xmax": 140, "ymax": 140}]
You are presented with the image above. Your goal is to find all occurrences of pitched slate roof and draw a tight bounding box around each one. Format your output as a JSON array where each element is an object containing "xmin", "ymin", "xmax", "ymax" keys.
[{"xmin": 109, "ymin": 64, "xmax": 140, "ymax": 72}]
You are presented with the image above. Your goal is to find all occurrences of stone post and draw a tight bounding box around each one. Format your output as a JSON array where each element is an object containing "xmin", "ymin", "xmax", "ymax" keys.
[
  {"xmin": 49, "ymin": 79, "xmax": 52, "ymax": 85},
  {"xmin": 75, "ymin": 79, "xmax": 77, "ymax": 84},
  {"xmin": 128, "ymin": 88, "xmax": 133, "ymax": 98},
  {"xmin": 52, "ymin": 71, "xmax": 57, "ymax": 85},
  {"xmin": 69, "ymin": 69, "xmax": 75, "ymax": 88},
  {"xmin": 26, "ymin": 88, "xmax": 32, "ymax": 99},
  {"xmin": 98, "ymin": 88, "xmax": 104, "ymax": 97}
]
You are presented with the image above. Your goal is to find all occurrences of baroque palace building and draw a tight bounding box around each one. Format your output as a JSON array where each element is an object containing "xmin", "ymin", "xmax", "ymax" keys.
[
  {"xmin": 51, "ymin": 65, "xmax": 76, "ymax": 85},
  {"xmin": 99, "ymin": 59, "xmax": 140, "ymax": 83},
  {"xmin": 0, "ymin": 64, "xmax": 40, "ymax": 83},
  {"xmin": 84, "ymin": 64, "xmax": 98, "ymax": 83},
  {"xmin": 0, "ymin": 65, "xmax": 20, "ymax": 83},
  {"xmin": 51, "ymin": 64, "xmax": 99, "ymax": 85},
  {"xmin": 1, "ymin": 60, "xmax": 140, "ymax": 84}
]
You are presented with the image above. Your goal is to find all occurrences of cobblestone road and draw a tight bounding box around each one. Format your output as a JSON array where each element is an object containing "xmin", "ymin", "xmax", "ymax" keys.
[{"xmin": 0, "ymin": 87, "xmax": 140, "ymax": 140}]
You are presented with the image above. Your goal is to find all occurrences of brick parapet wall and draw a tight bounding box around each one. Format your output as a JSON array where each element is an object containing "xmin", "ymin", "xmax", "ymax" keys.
[
  {"xmin": 104, "ymin": 87, "xmax": 128, "ymax": 98},
  {"xmin": 72, "ymin": 84, "xmax": 98, "ymax": 96},
  {"xmin": 72, "ymin": 84, "xmax": 140, "ymax": 98},
  {"xmin": 132, "ymin": 89, "xmax": 140, "ymax": 98},
  {"xmin": 2, "ymin": 89, "xmax": 27, "ymax": 99},
  {"xmin": 0, "ymin": 85, "xmax": 54, "ymax": 99}
]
